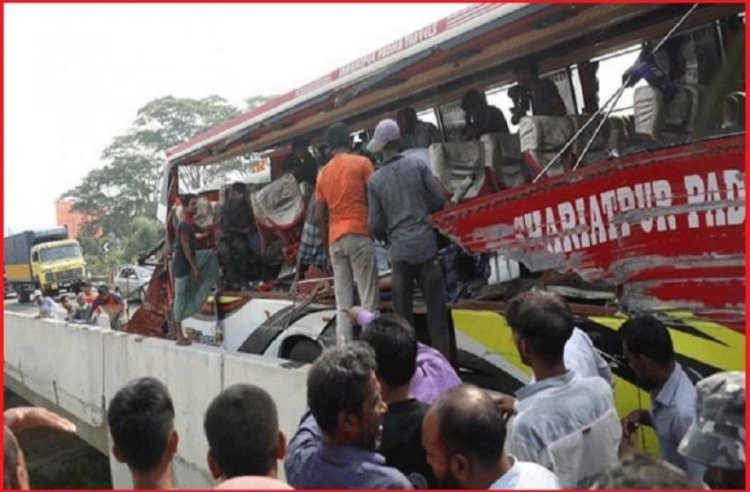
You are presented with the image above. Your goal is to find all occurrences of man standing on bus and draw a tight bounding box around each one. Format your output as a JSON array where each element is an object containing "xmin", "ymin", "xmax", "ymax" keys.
[
  {"xmin": 396, "ymin": 107, "xmax": 441, "ymax": 150},
  {"xmin": 510, "ymin": 60, "xmax": 567, "ymax": 121},
  {"xmin": 461, "ymin": 89, "xmax": 510, "ymax": 140},
  {"xmin": 282, "ymin": 137, "xmax": 318, "ymax": 187},
  {"xmin": 315, "ymin": 123, "xmax": 380, "ymax": 344},
  {"xmin": 367, "ymin": 118, "xmax": 453, "ymax": 361}
]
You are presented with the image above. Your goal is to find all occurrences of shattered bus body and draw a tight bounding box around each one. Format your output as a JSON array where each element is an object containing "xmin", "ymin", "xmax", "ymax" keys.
[
  {"xmin": 130, "ymin": 3, "xmax": 745, "ymax": 454},
  {"xmin": 433, "ymin": 135, "xmax": 745, "ymax": 329}
]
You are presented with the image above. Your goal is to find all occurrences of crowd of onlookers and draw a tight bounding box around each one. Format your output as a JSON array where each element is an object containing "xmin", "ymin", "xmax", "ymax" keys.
[
  {"xmin": 6, "ymin": 291, "xmax": 745, "ymax": 490},
  {"xmin": 31, "ymin": 280, "xmax": 128, "ymax": 331}
]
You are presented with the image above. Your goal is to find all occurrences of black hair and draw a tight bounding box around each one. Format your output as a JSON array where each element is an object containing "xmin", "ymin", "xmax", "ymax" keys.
[
  {"xmin": 180, "ymin": 193, "xmax": 198, "ymax": 206},
  {"xmin": 397, "ymin": 107, "xmax": 417, "ymax": 119},
  {"xmin": 461, "ymin": 89, "xmax": 487, "ymax": 112},
  {"xmin": 361, "ymin": 313, "xmax": 417, "ymax": 387},
  {"xmin": 513, "ymin": 58, "xmax": 539, "ymax": 78},
  {"xmin": 107, "ymin": 377, "xmax": 175, "ymax": 471},
  {"xmin": 4, "ymin": 426, "xmax": 19, "ymax": 489},
  {"xmin": 307, "ymin": 342, "xmax": 377, "ymax": 435},
  {"xmin": 619, "ymin": 315, "xmax": 674, "ymax": 366},
  {"xmin": 506, "ymin": 290, "xmax": 573, "ymax": 364},
  {"xmin": 291, "ymin": 137, "xmax": 309, "ymax": 151},
  {"xmin": 433, "ymin": 384, "xmax": 506, "ymax": 467},
  {"xmin": 230, "ymin": 182, "xmax": 248, "ymax": 194},
  {"xmin": 325, "ymin": 122, "xmax": 353, "ymax": 150},
  {"xmin": 204, "ymin": 384, "xmax": 279, "ymax": 478}
]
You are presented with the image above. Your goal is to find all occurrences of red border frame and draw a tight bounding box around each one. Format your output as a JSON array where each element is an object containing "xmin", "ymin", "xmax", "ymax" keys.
[{"xmin": 1, "ymin": 2, "xmax": 747, "ymax": 492}]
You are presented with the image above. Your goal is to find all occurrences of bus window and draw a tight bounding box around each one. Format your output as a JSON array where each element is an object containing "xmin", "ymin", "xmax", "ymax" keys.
[
  {"xmin": 417, "ymin": 108, "xmax": 439, "ymax": 128},
  {"xmin": 542, "ymin": 68, "xmax": 577, "ymax": 116},
  {"xmin": 485, "ymin": 86, "xmax": 518, "ymax": 133},
  {"xmin": 587, "ymin": 45, "xmax": 642, "ymax": 117}
]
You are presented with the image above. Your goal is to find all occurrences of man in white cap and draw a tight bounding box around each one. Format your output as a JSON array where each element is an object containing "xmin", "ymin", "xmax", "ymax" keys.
[
  {"xmin": 367, "ymin": 118, "xmax": 453, "ymax": 361},
  {"xmin": 32, "ymin": 289, "xmax": 60, "ymax": 319}
]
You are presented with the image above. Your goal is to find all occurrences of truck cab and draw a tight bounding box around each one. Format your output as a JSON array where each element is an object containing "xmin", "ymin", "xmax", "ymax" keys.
[
  {"xmin": 29, "ymin": 240, "xmax": 86, "ymax": 296},
  {"xmin": 5, "ymin": 228, "xmax": 87, "ymax": 302}
]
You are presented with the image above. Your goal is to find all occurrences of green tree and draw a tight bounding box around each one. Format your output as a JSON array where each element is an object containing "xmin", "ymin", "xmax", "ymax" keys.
[{"xmin": 63, "ymin": 93, "xmax": 272, "ymax": 270}]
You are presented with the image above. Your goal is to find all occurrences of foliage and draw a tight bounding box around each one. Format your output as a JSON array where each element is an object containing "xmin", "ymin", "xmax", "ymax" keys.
[{"xmin": 63, "ymin": 94, "xmax": 272, "ymax": 271}]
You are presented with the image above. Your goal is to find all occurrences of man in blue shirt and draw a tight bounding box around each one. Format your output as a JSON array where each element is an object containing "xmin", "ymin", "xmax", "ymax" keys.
[
  {"xmin": 620, "ymin": 314, "xmax": 705, "ymax": 480},
  {"xmin": 284, "ymin": 343, "xmax": 412, "ymax": 489},
  {"xmin": 367, "ymin": 119, "xmax": 452, "ymax": 361}
]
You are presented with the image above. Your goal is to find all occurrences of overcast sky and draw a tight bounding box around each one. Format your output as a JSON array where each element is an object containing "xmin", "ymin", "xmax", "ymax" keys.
[{"xmin": 4, "ymin": 3, "xmax": 470, "ymax": 234}]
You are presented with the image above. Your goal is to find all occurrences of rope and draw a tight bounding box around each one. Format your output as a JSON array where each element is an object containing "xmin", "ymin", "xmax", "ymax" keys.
[{"xmin": 534, "ymin": 3, "xmax": 700, "ymax": 181}]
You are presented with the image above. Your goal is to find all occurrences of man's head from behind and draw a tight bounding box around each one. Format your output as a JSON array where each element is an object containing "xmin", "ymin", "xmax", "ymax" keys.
[
  {"xmin": 361, "ymin": 313, "xmax": 417, "ymax": 392},
  {"xmin": 461, "ymin": 89, "xmax": 487, "ymax": 116},
  {"xmin": 422, "ymin": 384, "xmax": 506, "ymax": 489},
  {"xmin": 506, "ymin": 290, "xmax": 573, "ymax": 368},
  {"xmin": 396, "ymin": 107, "xmax": 418, "ymax": 134},
  {"xmin": 307, "ymin": 342, "xmax": 386, "ymax": 450},
  {"xmin": 204, "ymin": 384, "xmax": 285, "ymax": 481},
  {"xmin": 619, "ymin": 315, "xmax": 675, "ymax": 390},
  {"xmin": 4, "ymin": 426, "xmax": 29, "ymax": 490},
  {"xmin": 107, "ymin": 377, "xmax": 177, "ymax": 473},
  {"xmin": 325, "ymin": 122, "xmax": 352, "ymax": 151},
  {"xmin": 513, "ymin": 59, "xmax": 539, "ymax": 87},
  {"xmin": 679, "ymin": 371, "xmax": 745, "ymax": 489},
  {"xmin": 291, "ymin": 137, "xmax": 309, "ymax": 157}
]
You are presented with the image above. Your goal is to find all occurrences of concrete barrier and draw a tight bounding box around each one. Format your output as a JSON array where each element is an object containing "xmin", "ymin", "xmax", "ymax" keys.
[{"xmin": 4, "ymin": 312, "xmax": 309, "ymax": 489}]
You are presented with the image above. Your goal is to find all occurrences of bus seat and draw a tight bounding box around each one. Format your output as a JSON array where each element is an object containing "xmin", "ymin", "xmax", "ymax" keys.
[
  {"xmin": 193, "ymin": 196, "xmax": 216, "ymax": 230},
  {"xmin": 605, "ymin": 116, "xmax": 626, "ymax": 154},
  {"xmin": 633, "ymin": 86, "xmax": 665, "ymax": 139},
  {"xmin": 722, "ymin": 91, "xmax": 745, "ymax": 129},
  {"xmin": 480, "ymin": 133, "xmax": 529, "ymax": 188},
  {"xmin": 428, "ymin": 140, "xmax": 487, "ymax": 201},
  {"xmin": 620, "ymin": 114, "xmax": 636, "ymax": 137},
  {"xmin": 250, "ymin": 173, "xmax": 306, "ymax": 231},
  {"xmin": 568, "ymin": 114, "xmax": 613, "ymax": 167},
  {"xmin": 635, "ymin": 84, "xmax": 704, "ymax": 139},
  {"xmin": 519, "ymin": 116, "xmax": 576, "ymax": 178}
]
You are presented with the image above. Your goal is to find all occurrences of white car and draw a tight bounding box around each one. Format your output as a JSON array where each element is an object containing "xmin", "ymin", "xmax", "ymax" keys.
[{"xmin": 113, "ymin": 265, "xmax": 154, "ymax": 302}]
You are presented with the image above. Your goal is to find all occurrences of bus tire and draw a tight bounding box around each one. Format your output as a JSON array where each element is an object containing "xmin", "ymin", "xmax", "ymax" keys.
[{"xmin": 286, "ymin": 339, "xmax": 322, "ymax": 364}]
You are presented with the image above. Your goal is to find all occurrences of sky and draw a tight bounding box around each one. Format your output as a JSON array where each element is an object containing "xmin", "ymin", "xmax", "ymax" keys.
[{"xmin": 4, "ymin": 3, "xmax": 471, "ymax": 234}]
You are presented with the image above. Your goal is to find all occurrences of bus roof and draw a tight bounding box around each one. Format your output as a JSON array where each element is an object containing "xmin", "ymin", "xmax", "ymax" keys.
[{"xmin": 165, "ymin": 2, "xmax": 740, "ymax": 167}]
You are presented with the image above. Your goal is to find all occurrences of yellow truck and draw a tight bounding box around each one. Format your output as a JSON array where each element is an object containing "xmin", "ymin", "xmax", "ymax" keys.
[{"xmin": 4, "ymin": 228, "xmax": 87, "ymax": 302}]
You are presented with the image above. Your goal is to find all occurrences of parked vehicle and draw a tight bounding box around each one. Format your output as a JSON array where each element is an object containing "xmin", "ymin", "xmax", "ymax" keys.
[
  {"xmin": 4, "ymin": 228, "xmax": 86, "ymax": 302},
  {"xmin": 113, "ymin": 265, "xmax": 154, "ymax": 302}
]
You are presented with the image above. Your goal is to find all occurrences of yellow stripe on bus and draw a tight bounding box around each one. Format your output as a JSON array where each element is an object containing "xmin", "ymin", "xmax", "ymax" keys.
[
  {"xmin": 590, "ymin": 314, "xmax": 745, "ymax": 372},
  {"xmin": 451, "ymin": 308, "xmax": 745, "ymax": 457}
]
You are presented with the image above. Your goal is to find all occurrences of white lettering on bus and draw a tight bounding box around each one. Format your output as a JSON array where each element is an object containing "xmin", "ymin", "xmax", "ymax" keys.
[{"xmin": 513, "ymin": 171, "xmax": 744, "ymax": 254}]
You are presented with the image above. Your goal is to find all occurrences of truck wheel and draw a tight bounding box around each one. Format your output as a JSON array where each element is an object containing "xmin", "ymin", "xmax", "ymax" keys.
[{"xmin": 16, "ymin": 287, "xmax": 30, "ymax": 303}]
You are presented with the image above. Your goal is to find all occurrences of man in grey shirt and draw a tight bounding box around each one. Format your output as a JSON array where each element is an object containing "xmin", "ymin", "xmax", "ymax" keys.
[
  {"xmin": 619, "ymin": 315, "xmax": 705, "ymax": 480},
  {"xmin": 367, "ymin": 118, "xmax": 452, "ymax": 360}
]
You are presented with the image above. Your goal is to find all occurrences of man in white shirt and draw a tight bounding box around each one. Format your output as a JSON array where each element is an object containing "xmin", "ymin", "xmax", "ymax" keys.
[
  {"xmin": 422, "ymin": 384, "xmax": 560, "ymax": 490},
  {"xmin": 32, "ymin": 289, "xmax": 60, "ymax": 319},
  {"xmin": 503, "ymin": 291, "xmax": 621, "ymax": 488}
]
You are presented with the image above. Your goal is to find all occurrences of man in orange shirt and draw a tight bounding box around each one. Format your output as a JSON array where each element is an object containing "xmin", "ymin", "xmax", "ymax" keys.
[{"xmin": 315, "ymin": 122, "xmax": 380, "ymax": 343}]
